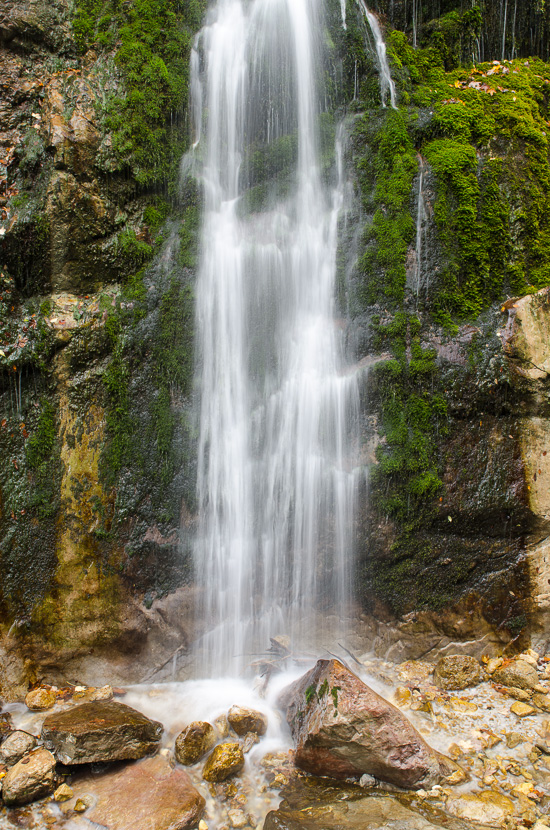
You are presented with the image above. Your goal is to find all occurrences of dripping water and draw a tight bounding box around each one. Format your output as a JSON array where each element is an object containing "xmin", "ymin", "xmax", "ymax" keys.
[
  {"xmin": 357, "ymin": 0, "xmax": 397, "ymax": 109},
  {"xmin": 414, "ymin": 157, "xmax": 428, "ymax": 304}
]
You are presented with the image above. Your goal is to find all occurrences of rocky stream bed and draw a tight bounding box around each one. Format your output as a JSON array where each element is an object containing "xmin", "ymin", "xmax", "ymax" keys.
[{"xmin": 1, "ymin": 650, "xmax": 550, "ymax": 830}]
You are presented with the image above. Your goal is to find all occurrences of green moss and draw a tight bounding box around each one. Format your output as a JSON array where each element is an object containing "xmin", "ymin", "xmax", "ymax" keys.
[
  {"xmin": 74, "ymin": 0, "xmax": 207, "ymax": 186},
  {"xmin": 25, "ymin": 402, "xmax": 56, "ymax": 470}
]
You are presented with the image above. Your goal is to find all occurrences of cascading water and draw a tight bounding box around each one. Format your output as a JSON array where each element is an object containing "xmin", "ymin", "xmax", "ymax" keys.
[
  {"xmin": 191, "ymin": 0, "xmax": 360, "ymax": 677},
  {"xmin": 358, "ymin": 0, "xmax": 397, "ymax": 109}
]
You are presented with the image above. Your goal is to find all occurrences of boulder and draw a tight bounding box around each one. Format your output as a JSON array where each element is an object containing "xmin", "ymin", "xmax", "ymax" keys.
[
  {"xmin": 1, "ymin": 748, "xmax": 56, "ymax": 806},
  {"xmin": 433, "ymin": 655, "xmax": 483, "ymax": 691},
  {"xmin": 278, "ymin": 659, "xmax": 459, "ymax": 790},
  {"xmin": 25, "ymin": 686, "xmax": 57, "ymax": 711},
  {"xmin": 175, "ymin": 721, "xmax": 216, "ymax": 765},
  {"xmin": 41, "ymin": 700, "xmax": 163, "ymax": 764},
  {"xmin": 61, "ymin": 756, "xmax": 205, "ymax": 830},
  {"xmin": 0, "ymin": 731, "xmax": 37, "ymax": 765},
  {"xmin": 264, "ymin": 776, "xmax": 455, "ymax": 830},
  {"xmin": 493, "ymin": 659, "xmax": 538, "ymax": 690},
  {"xmin": 228, "ymin": 706, "xmax": 268, "ymax": 737},
  {"xmin": 202, "ymin": 743, "xmax": 245, "ymax": 782}
]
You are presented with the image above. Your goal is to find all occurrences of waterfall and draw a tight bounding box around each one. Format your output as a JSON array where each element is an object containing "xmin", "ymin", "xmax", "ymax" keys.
[
  {"xmin": 414, "ymin": 159, "xmax": 428, "ymax": 303},
  {"xmin": 191, "ymin": 0, "xmax": 360, "ymax": 677},
  {"xmin": 340, "ymin": 0, "xmax": 347, "ymax": 29},
  {"xmin": 357, "ymin": 1, "xmax": 397, "ymax": 109}
]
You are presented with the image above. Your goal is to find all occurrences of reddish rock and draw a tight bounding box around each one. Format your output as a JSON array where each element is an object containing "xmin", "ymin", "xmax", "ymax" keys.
[
  {"xmin": 279, "ymin": 660, "xmax": 458, "ymax": 790},
  {"xmin": 62, "ymin": 756, "xmax": 205, "ymax": 830}
]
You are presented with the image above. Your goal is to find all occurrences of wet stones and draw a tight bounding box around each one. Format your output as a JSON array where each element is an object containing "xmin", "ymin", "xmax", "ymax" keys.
[
  {"xmin": 203, "ymin": 743, "xmax": 245, "ymax": 782},
  {"xmin": 176, "ymin": 721, "xmax": 217, "ymax": 766},
  {"xmin": 1, "ymin": 747, "xmax": 56, "ymax": 806},
  {"xmin": 433, "ymin": 655, "xmax": 483, "ymax": 691},
  {"xmin": 25, "ymin": 686, "xmax": 57, "ymax": 711},
  {"xmin": 41, "ymin": 700, "xmax": 163, "ymax": 765},
  {"xmin": 227, "ymin": 706, "xmax": 268, "ymax": 737},
  {"xmin": 493, "ymin": 659, "xmax": 539, "ymax": 690},
  {"xmin": 0, "ymin": 730, "xmax": 37, "ymax": 766},
  {"xmin": 278, "ymin": 659, "xmax": 461, "ymax": 790}
]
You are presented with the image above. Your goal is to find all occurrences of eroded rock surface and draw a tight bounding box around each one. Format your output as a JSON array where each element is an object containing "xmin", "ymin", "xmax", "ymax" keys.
[
  {"xmin": 41, "ymin": 700, "xmax": 163, "ymax": 764},
  {"xmin": 279, "ymin": 660, "xmax": 459, "ymax": 789}
]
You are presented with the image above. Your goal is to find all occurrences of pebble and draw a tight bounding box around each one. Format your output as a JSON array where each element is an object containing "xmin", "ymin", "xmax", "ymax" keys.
[
  {"xmin": 228, "ymin": 808, "xmax": 248, "ymax": 829},
  {"xmin": 198, "ymin": 821, "xmax": 209, "ymax": 830},
  {"xmin": 510, "ymin": 701, "xmax": 536, "ymax": 717},
  {"xmin": 53, "ymin": 783, "xmax": 73, "ymax": 802}
]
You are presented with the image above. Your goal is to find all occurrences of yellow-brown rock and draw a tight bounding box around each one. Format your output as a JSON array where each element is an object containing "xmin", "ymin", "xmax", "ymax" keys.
[
  {"xmin": 25, "ymin": 686, "xmax": 56, "ymax": 711},
  {"xmin": 227, "ymin": 706, "xmax": 268, "ymax": 737},
  {"xmin": 202, "ymin": 743, "xmax": 244, "ymax": 783},
  {"xmin": 175, "ymin": 722, "xmax": 216, "ymax": 766}
]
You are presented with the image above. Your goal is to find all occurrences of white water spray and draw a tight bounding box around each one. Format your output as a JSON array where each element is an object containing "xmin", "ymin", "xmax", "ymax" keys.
[
  {"xmin": 357, "ymin": 1, "xmax": 397, "ymax": 109},
  {"xmin": 191, "ymin": 0, "xmax": 360, "ymax": 677}
]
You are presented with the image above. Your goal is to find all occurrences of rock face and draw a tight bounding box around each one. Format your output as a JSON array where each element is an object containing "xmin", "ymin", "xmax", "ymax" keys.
[
  {"xmin": 0, "ymin": 730, "xmax": 37, "ymax": 765},
  {"xmin": 62, "ymin": 756, "xmax": 205, "ymax": 830},
  {"xmin": 41, "ymin": 701, "xmax": 163, "ymax": 764},
  {"xmin": 493, "ymin": 659, "xmax": 539, "ymax": 690},
  {"xmin": 227, "ymin": 706, "xmax": 268, "ymax": 737},
  {"xmin": 279, "ymin": 660, "xmax": 458, "ymax": 789},
  {"xmin": 1, "ymin": 747, "xmax": 56, "ymax": 805},
  {"xmin": 175, "ymin": 721, "xmax": 216, "ymax": 766},
  {"xmin": 202, "ymin": 743, "xmax": 245, "ymax": 782},
  {"xmin": 433, "ymin": 655, "xmax": 484, "ymax": 691}
]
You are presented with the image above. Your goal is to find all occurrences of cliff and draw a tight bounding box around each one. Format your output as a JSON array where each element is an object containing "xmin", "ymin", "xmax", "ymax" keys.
[{"xmin": 2, "ymin": 0, "xmax": 550, "ymax": 697}]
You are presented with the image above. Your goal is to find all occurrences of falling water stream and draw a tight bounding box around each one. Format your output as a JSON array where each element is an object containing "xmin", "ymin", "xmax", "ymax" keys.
[{"xmin": 192, "ymin": 0, "xmax": 360, "ymax": 678}]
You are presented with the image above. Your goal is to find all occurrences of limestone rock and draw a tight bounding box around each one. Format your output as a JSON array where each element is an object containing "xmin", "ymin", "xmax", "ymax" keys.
[
  {"xmin": 62, "ymin": 756, "xmax": 204, "ymax": 829},
  {"xmin": 445, "ymin": 791, "xmax": 514, "ymax": 826},
  {"xmin": 26, "ymin": 686, "xmax": 57, "ymax": 711},
  {"xmin": 175, "ymin": 721, "xmax": 216, "ymax": 766},
  {"xmin": 1, "ymin": 748, "xmax": 56, "ymax": 806},
  {"xmin": 433, "ymin": 655, "xmax": 483, "ymax": 691},
  {"xmin": 228, "ymin": 706, "xmax": 268, "ymax": 737},
  {"xmin": 41, "ymin": 700, "xmax": 163, "ymax": 765},
  {"xmin": 0, "ymin": 730, "xmax": 37, "ymax": 765},
  {"xmin": 278, "ymin": 659, "xmax": 459, "ymax": 790},
  {"xmin": 203, "ymin": 743, "xmax": 245, "ymax": 782},
  {"xmin": 493, "ymin": 659, "xmax": 539, "ymax": 690}
]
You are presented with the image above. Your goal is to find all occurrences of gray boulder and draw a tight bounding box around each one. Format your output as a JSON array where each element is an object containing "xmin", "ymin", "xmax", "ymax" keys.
[{"xmin": 41, "ymin": 701, "xmax": 163, "ymax": 765}]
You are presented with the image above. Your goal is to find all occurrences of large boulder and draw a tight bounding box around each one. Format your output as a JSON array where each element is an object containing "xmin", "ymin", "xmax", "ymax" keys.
[
  {"xmin": 278, "ymin": 660, "xmax": 459, "ymax": 790},
  {"xmin": 0, "ymin": 731, "xmax": 37, "ymax": 765},
  {"xmin": 1, "ymin": 748, "xmax": 56, "ymax": 806},
  {"xmin": 492, "ymin": 659, "xmax": 539, "ymax": 690},
  {"xmin": 175, "ymin": 721, "xmax": 216, "ymax": 766},
  {"xmin": 61, "ymin": 756, "xmax": 205, "ymax": 830},
  {"xmin": 433, "ymin": 655, "xmax": 484, "ymax": 691},
  {"xmin": 41, "ymin": 701, "xmax": 163, "ymax": 765}
]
